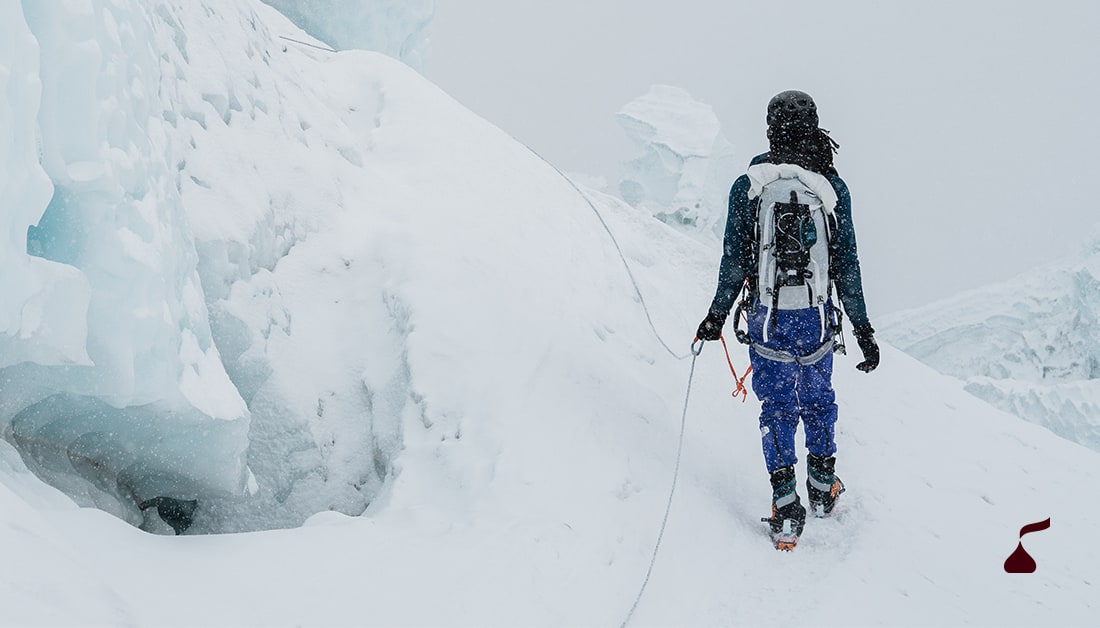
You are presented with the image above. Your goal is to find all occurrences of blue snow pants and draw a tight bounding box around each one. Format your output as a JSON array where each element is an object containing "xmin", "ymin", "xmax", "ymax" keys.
[{"xmin": 747, "ymin": 301, "xmax": 838, "ymax": 473}]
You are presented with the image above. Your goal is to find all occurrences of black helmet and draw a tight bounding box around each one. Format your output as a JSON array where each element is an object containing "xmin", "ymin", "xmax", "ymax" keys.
[{"xmin": 767, "ymin": 90, "xmax": 818, "ymax": 129}]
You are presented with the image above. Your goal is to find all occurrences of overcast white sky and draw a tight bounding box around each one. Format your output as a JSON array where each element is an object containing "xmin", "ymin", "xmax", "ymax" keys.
[{"xmin": 427, "ymin": 1, "xmax": 1100, "ymax": 316}]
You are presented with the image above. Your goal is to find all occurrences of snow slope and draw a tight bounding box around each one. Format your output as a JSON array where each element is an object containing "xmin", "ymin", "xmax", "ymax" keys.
[
  {"xmin": 0, "ymin": 1, "xmax": 1097, "ymax": 626},
  {"xmin": 3, "ymin": 194, "xmax": 1097, "ymax": 625},
  {"xmin": 881, "ymin": 238, "xmax": 1100, "ymax": 453}
]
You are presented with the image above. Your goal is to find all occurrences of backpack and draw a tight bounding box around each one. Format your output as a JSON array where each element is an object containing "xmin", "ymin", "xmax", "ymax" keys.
[{"xmin": 746, "ymin": 163, "xmax": 839, "ymax": 343}]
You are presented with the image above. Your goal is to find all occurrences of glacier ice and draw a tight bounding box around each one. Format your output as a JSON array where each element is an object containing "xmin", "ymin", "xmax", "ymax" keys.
[
  {"xmin": 2, "ymin": 0, "xmax": 253, "ymax": 530},
  {"xmin": 616, "ymin": 85, "xmax": 739, "ymax": 241},
  {"xmin": 260, "ymin": 0, "xmax": 434, "ymax": 70},
  {"xmin": 0, "ymin": 0, "xmax": 393, "ymax": 533},
  {"xmin": 0, "ymin": 2, "xmax": 91, "ymax": 371},
  {"xmin": 881, "ymin": 240, "xmax": 1100, "ymax": 452},
  {"xmin": 2, "ymin": 0, "xmax": 462, "ymax": 535}
]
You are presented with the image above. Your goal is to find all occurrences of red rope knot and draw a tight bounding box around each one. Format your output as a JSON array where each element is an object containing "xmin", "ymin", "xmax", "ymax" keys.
[{"xmin": 720, "ymin": 335, "xmax": 752, "ymax": 403}]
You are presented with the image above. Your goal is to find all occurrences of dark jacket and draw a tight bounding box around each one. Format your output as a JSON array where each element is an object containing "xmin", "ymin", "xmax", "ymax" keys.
[{"xmin": 708, "ymin": 154, "xmax": 870, "ymax": 329}]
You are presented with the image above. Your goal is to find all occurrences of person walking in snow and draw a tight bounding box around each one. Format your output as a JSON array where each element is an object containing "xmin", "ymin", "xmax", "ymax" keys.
[{"xmin": 695, "ymin": 90, "xmax": 879, "ymax": 549}]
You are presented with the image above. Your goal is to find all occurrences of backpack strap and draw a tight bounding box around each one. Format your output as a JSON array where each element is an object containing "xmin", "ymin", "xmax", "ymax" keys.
[
  {"xmin": 820, "ymin": 183, "xmax": 845, "ymax": 352},
  {"xmin": 747, "ymin": 196, "xmax": 761, "ymax": 299}
]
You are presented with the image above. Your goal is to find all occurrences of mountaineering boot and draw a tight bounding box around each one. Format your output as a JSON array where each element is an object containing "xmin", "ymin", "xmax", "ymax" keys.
[
  {"xmin": 761, "ymin": 466, "xmax": 806, "ymax": 550},
  {"xmin": 806, "ymin": 453, "xmax": 845, "ymax": 518}
]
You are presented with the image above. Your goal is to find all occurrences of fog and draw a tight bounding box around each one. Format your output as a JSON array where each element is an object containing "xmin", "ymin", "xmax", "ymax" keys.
[{"xmin": 428, "ymin": 0, "xmax": 1100, "ymax": 316}]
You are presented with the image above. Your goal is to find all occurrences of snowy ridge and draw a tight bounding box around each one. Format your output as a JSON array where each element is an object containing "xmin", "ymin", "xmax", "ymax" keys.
[
  {"xmin": 881, "ymin": 239, "xmax": 1100, "ymax": 451},
  {"xmin": 0, "ymin": 1, "xmax": 1097, "ymax": 626}
]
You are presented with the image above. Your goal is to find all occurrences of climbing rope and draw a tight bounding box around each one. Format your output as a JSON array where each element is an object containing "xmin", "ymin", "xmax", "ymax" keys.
[
  {"xmin": 278, "ymin": 35, "xmax": 337, "ymax": 53},
  {"xmin": 619, "ymin": 339, "xmax": 702, "ymax": 627},
  {"xmin": 519, "ymin": 146, "xmax": 692, "ymax": 361},
  {"xmin": 256, "ymin": 43, "xmax": 754, "ymax": 622},
  {"xmin": 519, "ymin": 143, "xmax": 755, "ymax": 625}
]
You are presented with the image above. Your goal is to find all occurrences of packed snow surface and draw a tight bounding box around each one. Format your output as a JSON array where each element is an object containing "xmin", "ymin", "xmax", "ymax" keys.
[{"xmin": 0, "ymin": 1, "xmax": 1096, "ymax": 626}]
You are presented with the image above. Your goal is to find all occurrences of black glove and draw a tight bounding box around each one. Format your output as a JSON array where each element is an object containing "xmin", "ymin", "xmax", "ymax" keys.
[
  {"xmin": 696, "ymin": 309, "xmax": 728, "ymax": 341},
  {"xmin": 852, "ymin": 323, "xmax": 879, "ymax": 373}
]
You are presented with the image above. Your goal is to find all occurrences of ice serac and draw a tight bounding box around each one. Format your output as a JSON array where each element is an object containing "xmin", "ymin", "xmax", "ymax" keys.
[
  {"xmin": 881, "ymin": 234, "xmax": 1100, "ymax": 451},
  {"xmin": 0, "ymin": 0, "xmax": 445, "ymax": 534},
  {"xmin": 2, "ymin": 1, "xmax": 251, "ymax": 528},
  {"xmin": 616, "ymin": 85, "xmax": 738, "ymax": 241},
  {"xmin": 260, "ymin": 0, "xmax": 434, "ymax": 70},
  {"xmin": 0, "ymin": 3, "xmax": 90, "ymax": 370}
]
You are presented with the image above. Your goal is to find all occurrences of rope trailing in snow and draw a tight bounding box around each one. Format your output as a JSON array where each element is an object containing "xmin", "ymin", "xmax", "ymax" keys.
[
  {"xmin": 620, "ymin": 339, "xmax": 702, "ymax": 627},
  {"xmin": 281, "ymin": 33, "xmax": 713, "ymax": 622},
  {"xmin": 521, "ymin": 146, "xmax": 692, "ymax": 361},
  {"xmin": 278, "ymin": 35, "xmax": 337, "ymax": 53}
]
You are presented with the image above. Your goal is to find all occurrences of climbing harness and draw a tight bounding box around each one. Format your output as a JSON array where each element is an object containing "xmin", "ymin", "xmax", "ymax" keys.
[
  {"xmin": 752, "ymin": 338, "xmax": 834, "ymax": 366},
  {"xmin": 730, "ymin": 283, "xmax": 846, "ymax": 366}
]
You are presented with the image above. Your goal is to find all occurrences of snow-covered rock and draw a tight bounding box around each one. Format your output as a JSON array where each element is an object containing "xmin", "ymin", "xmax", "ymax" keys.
[
  {"xmin": 260, "ymin": 0, "xmax": 434, "ymax": 70},
  {"xmin": 880, "ymin": 236, "xmax": 1100, "ymax": 451},
  {"xmin": 616, "ymin": 85, "xmax": 739, "ymax": 241}
]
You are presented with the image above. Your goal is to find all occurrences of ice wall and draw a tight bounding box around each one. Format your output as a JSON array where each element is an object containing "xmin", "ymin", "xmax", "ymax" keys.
[
  {"xmin": 260, "ymin": 0, "xmax": 434, "ymax": 70},
  {"xmin": 0, "ymin": 0, "xmax": 424, "ymax": 534},
  {"xmin": 0, "ymin": 4, "xmax": 90, "ymax": 371},
  {"xmin": 1, "ymin": 1, "xmax": 251, "ymax": 529},
  {"xmin": 616, "ymin": 85, "xmax": 738, "ymax": 241}
]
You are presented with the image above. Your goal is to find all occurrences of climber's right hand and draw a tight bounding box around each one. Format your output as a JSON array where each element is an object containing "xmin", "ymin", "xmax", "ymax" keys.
[{"xmin": 696, "ymin": 309, "xmax": 728, "ymax": 342}]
